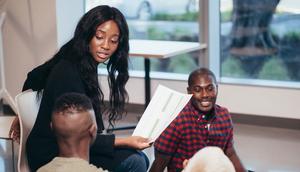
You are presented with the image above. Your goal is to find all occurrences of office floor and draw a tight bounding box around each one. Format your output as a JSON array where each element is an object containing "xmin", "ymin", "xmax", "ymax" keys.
[{"xmin": 1, "ymin": 104, "xmax": 300, "ymax": 172}]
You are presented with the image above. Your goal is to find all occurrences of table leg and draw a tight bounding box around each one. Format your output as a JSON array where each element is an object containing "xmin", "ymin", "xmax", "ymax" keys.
[{"xmin": 144, "ymin": 58, "xmax": 151, "ymax": 109}]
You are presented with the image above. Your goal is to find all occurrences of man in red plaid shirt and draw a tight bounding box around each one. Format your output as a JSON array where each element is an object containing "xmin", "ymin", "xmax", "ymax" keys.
[{"xmin": 149, "ymin": 68, "xmax": 246, "ymax": 172}]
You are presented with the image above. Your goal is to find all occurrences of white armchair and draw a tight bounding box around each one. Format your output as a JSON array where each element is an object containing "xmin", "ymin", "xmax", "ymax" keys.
[{"xmin": 15, "ymin": 90, "xmax": 40, "ymax": 172}]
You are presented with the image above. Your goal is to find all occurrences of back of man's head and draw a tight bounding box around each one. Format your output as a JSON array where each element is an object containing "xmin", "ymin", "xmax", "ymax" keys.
[
  {"xmin": 184, "ymin": 146, "xmax": 235, "ymax": 172},
  {"xmin": 51, "ymin": 92, "xmax": 97, "ymax": 144}
]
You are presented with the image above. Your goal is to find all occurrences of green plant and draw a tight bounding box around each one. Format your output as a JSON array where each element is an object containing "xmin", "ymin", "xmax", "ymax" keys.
[
  {"xmin": 171, "ymin": 28, "xmax": 194, "ymax": 41},
  {"xmin": 149, "ymin": 58, "xmax": 162, "ymax": 72},
  {"xmin": 221, "ymin": 10, "xmax": 232, "ymax": 22},
  {"xmin": 168, "ymin": 54, "xmax": 198, "ymax": 74},
  {"xmin": 281, "ymin": 31, "xmax": 300, "ymax": 44},
  {"xmin": 181, "ymin": 12, "xmax": 198, "ymax": 21},
  {"xmin": 147, "ymin": 26, "xmax": 169, "ymax": 40},
  {"xmin": 136, "ymin": 23, "xmax": 198, "ymax": 74},
  {"xmin": 258, "ymin": 57, "xmax": 290, "ymax": 81},
  {"xmin": 152, "ymin": 12, "xmax": 198, "ymax": 21},
  {"xmin": 221, "ymin": 57, "xmax": 247, "ymax": 78}
]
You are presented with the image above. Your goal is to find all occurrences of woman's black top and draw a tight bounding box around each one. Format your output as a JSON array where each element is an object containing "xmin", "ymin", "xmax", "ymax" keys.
[{"xmin": 25, "ymin": 59, "xmax": 135, "ymax": 171}]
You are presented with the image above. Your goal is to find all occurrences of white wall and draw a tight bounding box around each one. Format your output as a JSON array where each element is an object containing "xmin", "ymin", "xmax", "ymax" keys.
[
  {"xmin": 100, "ymin": 75, "xmax": 300, "ymax": 120},
  {"xmin": 2, "ymin": 0, "xmax": 57, "ymax": 100},
  {"xmin": 1, "ymin": 0, "xmax": 83, "ymax": 108},
  {"xmin": 218, "ymin": 84, "xmax": 300, "ymax": 119},
  {"xmin": 56, "ymin": 0, "xmax": 84, "ymax": 47}
]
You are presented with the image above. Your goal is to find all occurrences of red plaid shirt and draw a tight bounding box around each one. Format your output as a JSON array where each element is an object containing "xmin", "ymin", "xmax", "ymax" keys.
[{"xmin": 154, "ymin": 101, "xmax": 233, "ymax": 172}]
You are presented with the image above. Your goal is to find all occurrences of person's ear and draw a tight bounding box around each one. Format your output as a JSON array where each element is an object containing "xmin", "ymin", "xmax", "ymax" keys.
[
  {"xmin": 89, "ymin": 123, "xmax": 97, "ymax": 139},
  {"xmin": 50, "ymin": 122, "xmax": 53, "ymax": 130}
]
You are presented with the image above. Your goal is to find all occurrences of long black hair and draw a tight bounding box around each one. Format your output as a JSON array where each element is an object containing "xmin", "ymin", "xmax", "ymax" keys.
[{"xmin": 24, "ymin": 5, "xmax": 129, "ymax": 130}]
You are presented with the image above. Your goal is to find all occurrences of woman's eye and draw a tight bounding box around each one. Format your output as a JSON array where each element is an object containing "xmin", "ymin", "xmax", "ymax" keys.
[
  {"xmin": 95, "ymin": 35, "xmax": 103, "ymax": 40},
  {"xmin": 111, "ymin": 40, "xmax": 118, "ymax": 44},
  {"xmin": 111, "ymin": 37, "xmax": 119, "ymax": 44}
]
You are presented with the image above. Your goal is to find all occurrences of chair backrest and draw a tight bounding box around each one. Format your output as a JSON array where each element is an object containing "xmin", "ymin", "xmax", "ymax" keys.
[{"xmin": 15, "ymin": 90, "xmax": 40, "ymax": 172}]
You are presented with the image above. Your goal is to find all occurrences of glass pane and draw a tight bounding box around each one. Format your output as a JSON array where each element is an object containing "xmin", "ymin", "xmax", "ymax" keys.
[
  {"xmin": 220, "ymin": 0, "xmax": 300, "ymax": 82},
  {"xmin": 86, "ymin": 0, "xmax": 200, "ymax": 75}
]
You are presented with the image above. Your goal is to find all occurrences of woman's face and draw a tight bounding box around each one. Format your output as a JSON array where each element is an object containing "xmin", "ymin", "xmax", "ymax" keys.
[{"xmin": 89, "ymin": 20, "xmax": 120, "ymax": 63}]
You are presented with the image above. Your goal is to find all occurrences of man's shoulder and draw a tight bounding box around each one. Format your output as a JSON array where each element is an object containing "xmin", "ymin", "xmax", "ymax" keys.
[
  {"xmin": 180, "ymin": 101, "xmax": 196, "ymax": 114},
  {"xmin": 36, "ymin": 158, "xmax": 57, "ymax": 172},
  {"xmin": 171, "ymin": 102, "xmax": 198, "ymax": 121},
  {"xmin": 37, "ymin": 157, "xmax": 107, "ymax": 172},
  {"xmin": 214, "ymin": 104, "xmax": 233, "ymax": 123},
  {"xmin": 215, "ymin": 104, "xmax": 229, "ymax": 114}
]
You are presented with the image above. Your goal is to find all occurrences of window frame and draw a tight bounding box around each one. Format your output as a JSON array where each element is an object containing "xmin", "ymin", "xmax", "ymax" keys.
[
  {"xmin": 57, "ymin": 0, "xmax": 300, "ymax": 119},
  {"xmin": 211, "ymin": 0, "xmax": 300, "ymax": 88}
]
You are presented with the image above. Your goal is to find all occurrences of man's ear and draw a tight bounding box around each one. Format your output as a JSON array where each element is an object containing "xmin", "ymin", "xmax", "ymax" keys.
[
  {"xmin": 50, "ymin": 122, "xmax": 53, "ymax": 130},
  {"xmin": 89, "ymin": 123, "xmax": 97, "ymax": 139}
]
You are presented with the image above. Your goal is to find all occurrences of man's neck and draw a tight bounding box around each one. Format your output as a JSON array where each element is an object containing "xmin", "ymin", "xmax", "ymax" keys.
[
  {"xmin": 196, "ymin": 106, "xmax": 216, "ymax": 120},
  {"xmin": 58, "ymin": 140, "xmax": 90, "ymax": 161}
]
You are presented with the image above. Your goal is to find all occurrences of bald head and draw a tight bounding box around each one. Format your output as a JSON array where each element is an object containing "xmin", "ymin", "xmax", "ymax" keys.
[
  {"xmin": 184, "ymin": 147, "xmax": 235, "ymax": 172},
  {"xmin": 51, "ymin": 93, "xmax": 97, "ymax": 143}
]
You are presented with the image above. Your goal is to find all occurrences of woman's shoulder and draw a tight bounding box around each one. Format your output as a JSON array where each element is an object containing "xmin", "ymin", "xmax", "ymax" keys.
[
  {"xmin": 53, "ymin": 59, "xmax": 76, "ymax": 72},
  {"xmin": 45, "ymin": 59, "xmax": 85, "ymax": 94},
  {"xmin": 48, "ymin": 59, "xmax": 81, "ymax": 83}
]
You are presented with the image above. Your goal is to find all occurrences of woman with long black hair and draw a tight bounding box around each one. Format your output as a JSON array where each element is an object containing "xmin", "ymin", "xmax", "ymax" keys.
[{"xmin": 10, "ymin": 5, "xmax": 150, "ymax": 172}]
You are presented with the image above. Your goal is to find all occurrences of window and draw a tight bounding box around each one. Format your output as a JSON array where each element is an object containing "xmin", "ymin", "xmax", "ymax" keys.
[
  {"xmin": 220, "ymin": 0, "xmax": 300, "ymax": 85},
  {"xmin": 86, "ymin": 0, "xmax": 200, "ymax": 76}
]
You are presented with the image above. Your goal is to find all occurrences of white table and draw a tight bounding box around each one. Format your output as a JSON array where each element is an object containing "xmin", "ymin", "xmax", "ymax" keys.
[
  {"xmin": 108, "ymin": 40, "xmax": 206, "ymax": 132},
  {"xmin": 129, "ymin": 39, "xmax": 206, "ymax": 107}
]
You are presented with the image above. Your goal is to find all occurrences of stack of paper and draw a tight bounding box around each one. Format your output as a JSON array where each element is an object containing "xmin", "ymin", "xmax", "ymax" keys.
[{"xmin": 132, "ymin": 85, "xmax": 192, "ymax": 142}]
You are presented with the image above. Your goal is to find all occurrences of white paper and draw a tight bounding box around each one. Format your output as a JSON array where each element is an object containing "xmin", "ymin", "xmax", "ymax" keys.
[{"xmin": 132, "ymin": 85, "xmax": 192, "ymax": 142}]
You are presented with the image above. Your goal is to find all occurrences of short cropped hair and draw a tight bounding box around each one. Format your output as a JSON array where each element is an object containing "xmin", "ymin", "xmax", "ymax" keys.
[
  {"xmin": 52, "ymin": 92, "xmax": 93, "ymax": 114},
  {"xmin": 188, "ymin": 68, "xmax": 217, "ymax": 86}
]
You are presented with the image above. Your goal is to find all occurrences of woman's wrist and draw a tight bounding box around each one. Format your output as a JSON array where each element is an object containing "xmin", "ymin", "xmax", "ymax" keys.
[{"xmin": 114, "ymin": 137, "xmax": 128, "ymax": 147}]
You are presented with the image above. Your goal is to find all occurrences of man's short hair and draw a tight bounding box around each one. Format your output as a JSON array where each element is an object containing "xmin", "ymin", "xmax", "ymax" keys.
[
  {"xmin": 52, "ymin": 92, "xmax": 93, "ymax": 114},
  {"xmin": 51, "ymin": 92, "xmax": 96, "ymax": 140},
  {"xmin": 188, "ymin": 68, "xmax": 217, "ymax": 86}
]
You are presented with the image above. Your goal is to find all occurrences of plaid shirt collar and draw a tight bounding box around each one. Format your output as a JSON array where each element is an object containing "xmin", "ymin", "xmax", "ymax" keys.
[{"xmin": 190, "ymin": 101, "xmax": 218, "ymax": 121}]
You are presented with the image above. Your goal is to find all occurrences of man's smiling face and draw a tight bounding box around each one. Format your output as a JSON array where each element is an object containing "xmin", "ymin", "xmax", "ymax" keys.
[{"xmin": 187, "ymin": 74, "xmax": 218, "ymax": 112}]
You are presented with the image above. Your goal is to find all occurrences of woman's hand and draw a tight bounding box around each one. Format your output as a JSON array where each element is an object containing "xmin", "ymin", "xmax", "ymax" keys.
[
  {"xmin": 9, "ymin": 116, "xmax": 20, "ymax": 144},
  {"xmin": 115, "ymin": 136, "xmax": 151, "ymax": 150}
]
